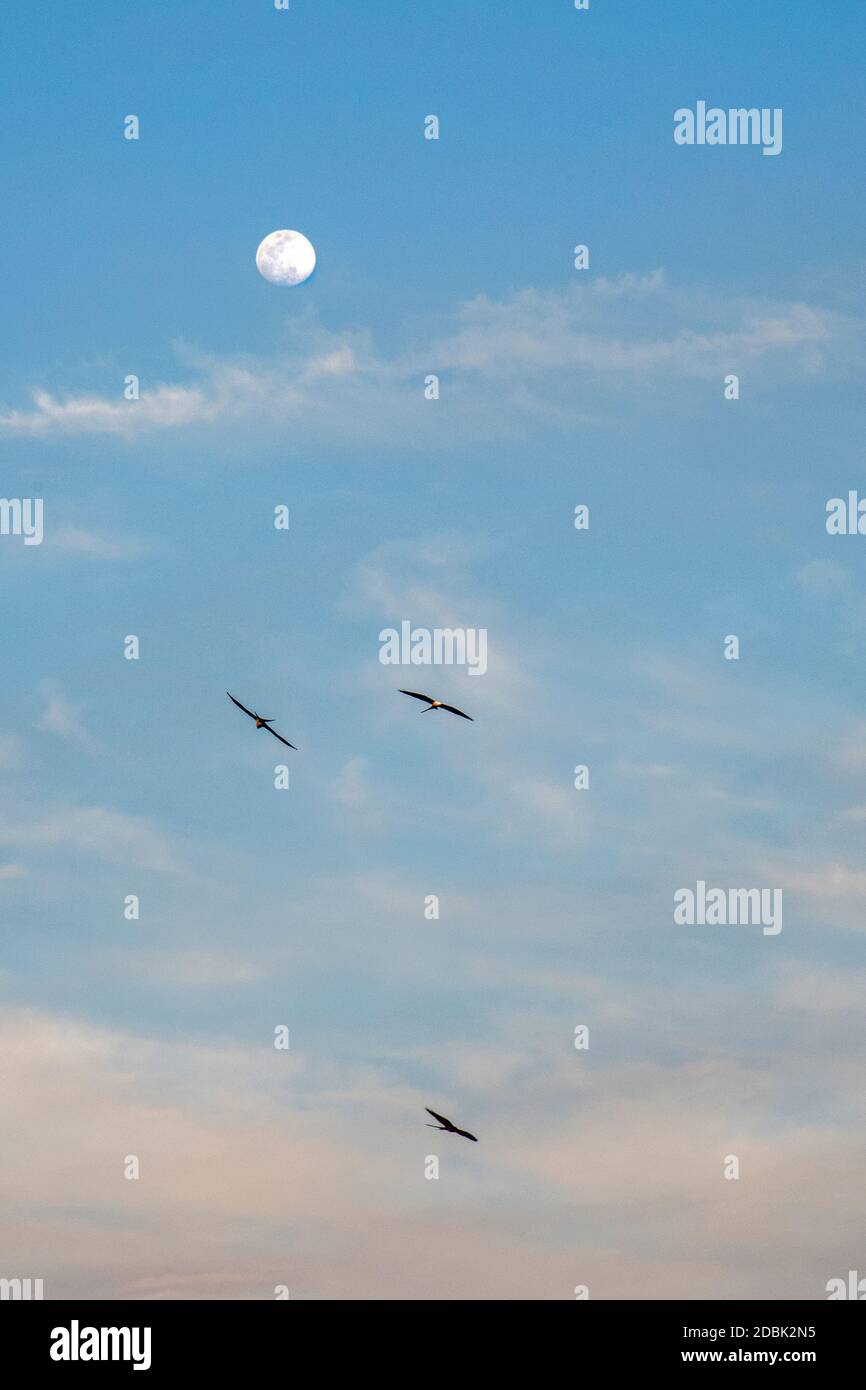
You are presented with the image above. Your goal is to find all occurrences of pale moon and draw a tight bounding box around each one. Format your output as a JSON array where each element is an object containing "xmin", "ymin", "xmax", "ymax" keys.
[{"xmin": 255, "ymin": 229, "xmax": 316, "ymax": 286}]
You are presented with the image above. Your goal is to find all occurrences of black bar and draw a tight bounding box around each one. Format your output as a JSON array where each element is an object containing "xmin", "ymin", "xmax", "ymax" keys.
[{"xmin": 3, "ymin": 1298, "xmax": 861, "ymax": 1376}]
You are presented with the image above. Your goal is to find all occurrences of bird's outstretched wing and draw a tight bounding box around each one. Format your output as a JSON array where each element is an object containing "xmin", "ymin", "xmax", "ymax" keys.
[
  {"xmin": 425, "ymin": 1107, "xmax": 453, "ymax": 1128},
  {"xmin": 439, "ymin": 703, "xmax": 473, "ymax": 721},
  {"xmin": 227, "ymin": 692, "xmax": 256, "ymax": 720},
  {"xmin": 400, "ymin": 690, "xmax": 435, "ymax": 705},
  {"xmin": 265, "ymin": 725, "xmax": 297, "ymax": 750},
  {"xmin": 454, "ymin": 1126, "xmax": 478, "ymax": 1142}
]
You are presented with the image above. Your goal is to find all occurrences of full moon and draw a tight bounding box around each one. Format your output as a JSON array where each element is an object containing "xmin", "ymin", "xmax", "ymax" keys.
[{"xmin": 255, "ymin": 229, "xmax": 317, "ymax": 286}]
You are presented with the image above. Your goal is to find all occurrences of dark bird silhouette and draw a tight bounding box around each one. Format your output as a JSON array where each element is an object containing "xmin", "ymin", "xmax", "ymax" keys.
[
  {"xmin": 400, "ymin": 690, "xmax": 473, "ymax": 721},
  {"xmin": 425, "ymin": 1107, "xmax": 477, "ymax": 1142},
  {"xmin": 226, "ymin": 692, "xmax": 297, "ymax": 749}
]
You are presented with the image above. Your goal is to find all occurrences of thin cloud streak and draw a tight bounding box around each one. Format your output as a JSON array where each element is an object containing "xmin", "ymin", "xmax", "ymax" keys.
[{"xmin": 0, "ymin": 277, "xmax": 854, "ymax": 442}]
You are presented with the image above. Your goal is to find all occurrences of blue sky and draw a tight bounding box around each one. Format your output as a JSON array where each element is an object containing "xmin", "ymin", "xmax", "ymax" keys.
[{"xmin": 1, "ymin": 0, "xmax": 865, "ymax": 1299}]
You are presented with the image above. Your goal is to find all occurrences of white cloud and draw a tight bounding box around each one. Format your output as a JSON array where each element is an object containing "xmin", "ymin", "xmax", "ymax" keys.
[
  {"xmin": 0, "ymin": 383, "xmax": 211, "ymax": 437},
  {"xmin": 0, "ymin": 804, "xmax": 179, "ymax": 872},
  {"xmin": 429, "ymin": 285, "xmax": 840, "ymax": 378},
  {"xmin": 614, "ymin": 760, "xmax": 676, "ymax": 778},
  {"xmin": 50, "ymin": 527, "xmax": 145, "ymax": 559},
  {"xmin": 774, "ymin": 966, "xmax": 866, "ymax": 1013},
  {"xmin": 115, "ymin": 948, "xmax": 266, "ymax": 989},
  {"xmin": 0, "ymin": 276, "xmax": 853, "ymax": 443},
  {"xmin": 333, "ymin": 755, "xmax": 386, "ymax": 834},
  {"xmin": 0, "ymin": 1008, "xmax": 862, "ymax": 1299},
  {"xmin": 831, "ymin": 721, "xmax": 866, "ymax": 771},
  {"xmin": 796, "ymin": 560, "xmax": 851, "ymax": 595},
  {"xmin": 484, "ymin": 766, "xmax": 592, "ymax": 849},
  {"xmin": 36, "ymin": 684, "xmax": 99, "ymax": 750},
  {"xmin": 753, "ymin": 854, "xmax": 866, "ymax": 934},
  {"xmin": 346, "ymin": 534, "xmax": 536, "ymax": 721}
]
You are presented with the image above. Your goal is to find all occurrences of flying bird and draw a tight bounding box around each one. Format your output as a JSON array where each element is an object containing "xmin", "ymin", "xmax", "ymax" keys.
[
  {"xmin": 399, "ymin": 690, "xmax": 473, "ymax": 721},
  {"xmin": 425, "ymin": 1107, "xmax": 478, "ymax": 1142},
  {"xmin": 226, "ymin": 692, "xmax": 297, "ymax": 749}
]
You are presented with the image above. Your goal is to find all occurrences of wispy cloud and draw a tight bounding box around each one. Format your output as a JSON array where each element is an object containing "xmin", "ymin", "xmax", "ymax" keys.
[
  {"xmin": 333, "ymin": 756, "xmax": 385, "ymax": 833},
  {"xmin": 36, "ymin": 683, "xmax": 101, "ymax": 751},
  {"xmin": 426, "ymin": 278, "xmax": 843, "ymax": 376},
  {"xmin": 796, "ymin": 560, "xmax": 851, "ymax": 596},
  {"xmin": 0, "ymin": 1007, "xmax": 862, "ymax": 1299},
  {"xmin": 0, "ymin": 804, "xmax": 179, "ymax": 872},
  {"xmin": 0, "ymin": 276, "xmax": 854, "ymax": 443},
  {"xmin": 774, "ymin": 965, "xmax": 866, "ymax": 1014},
  {"xmin": 0, "ymin": 384, "xmax": 211, "ymax": 437},
  {"xmin": 49, "ymin": 526, "xmax": 146, "ymax": 560}
]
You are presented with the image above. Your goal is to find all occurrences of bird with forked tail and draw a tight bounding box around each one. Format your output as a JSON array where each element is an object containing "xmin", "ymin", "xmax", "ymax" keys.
[
  {"xmin": 227, "ymin": 692, "xmax": 297, "ymax": 749},
  {"xmin": 400, "ymin": 690, "xmax": 473, "ymax": 721},
  {"xmin": 425, "ymin": 1107, "xmax": 477, "ymax": 1142}
]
